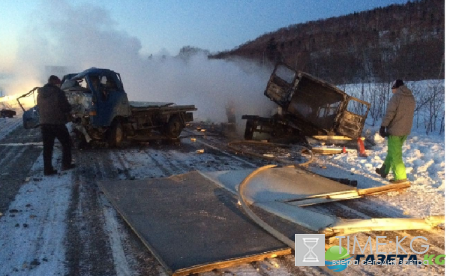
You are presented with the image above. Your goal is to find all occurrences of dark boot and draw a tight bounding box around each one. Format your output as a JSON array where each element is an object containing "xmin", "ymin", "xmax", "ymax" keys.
[
  {"xmin": 44, "ymin": 169, "xmax": 58, "ymax": 176},
  {"xmin": 55, "ymin": 125, "xmax": 73, "ymax": 169},
  {"xmin": 41, "ymin": 125, "xmax": 56, "ymax": 176},
  {"xmin": 389, "ymin": 179, "xmax": 409, "ymax": 184},
  {"xmin": 375, "ymin": 165, "xmax": 387, "ymax": 178}
]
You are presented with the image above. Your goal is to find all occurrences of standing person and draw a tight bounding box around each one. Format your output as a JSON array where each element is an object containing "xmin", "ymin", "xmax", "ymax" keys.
[
  {"xmin": 375, "ymin": 79, "xmax": 416, "ymax": 183},
  {"xmin": 37, "ymin": 75, "xmax": 75, "ymax": 175}
]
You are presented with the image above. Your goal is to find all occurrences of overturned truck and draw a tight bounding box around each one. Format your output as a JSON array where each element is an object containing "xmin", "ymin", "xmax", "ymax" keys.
[
  {"xmin": 18, "ymin": 68, "xmax": 196, "ymax": 147},
  {"xmin": 243, "ymin": 63, "xmax": 370, "ymax": 142}
]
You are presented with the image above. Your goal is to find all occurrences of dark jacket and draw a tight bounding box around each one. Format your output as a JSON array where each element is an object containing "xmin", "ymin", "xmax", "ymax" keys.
[
  {"xmin": 37, "ymin": 83, "xmax": 72, "ymax": 125},
  {"xmin": 381, "ymin": 85, "xmax": 416, "ymax": 136}
]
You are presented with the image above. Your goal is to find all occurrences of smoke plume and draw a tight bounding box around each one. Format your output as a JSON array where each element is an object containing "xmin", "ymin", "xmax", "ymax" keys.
[{"xmin": 9, "ymin": 0, "xmax": 276, "ymax": 127}]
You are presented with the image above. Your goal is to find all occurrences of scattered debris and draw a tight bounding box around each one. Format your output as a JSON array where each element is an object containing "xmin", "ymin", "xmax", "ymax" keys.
[
  {"xmin": 311, "ymin": 146, "xmax": 343, "ymax": 155},
  {"xmin": 231, "ymin": 165, "xmax": 444, "ymax": 247},
  {"xmin": 357, "ymin": 137, "xmax": 368, "ymax": 157},
  {"xmin": 227, "ymin": 140, "xmax": 314, "ymax": 166},
  {"xmin": 30, "ymin": 259, "xmax": 41, "ymax": 267}
]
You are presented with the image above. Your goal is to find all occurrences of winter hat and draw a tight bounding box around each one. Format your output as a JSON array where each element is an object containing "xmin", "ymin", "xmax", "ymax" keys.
[
  {"xmin": 48, "ymin": 75, "xmax": 61, "ymax": 84},
  {"xmin": 391, "ymin": 79, "xmax": 404, "ymax": 89}
]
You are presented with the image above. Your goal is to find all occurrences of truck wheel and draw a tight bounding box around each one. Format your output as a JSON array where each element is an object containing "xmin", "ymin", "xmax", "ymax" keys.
[
  {"xmin": 165, "ymin": 116, "xmax": 183, "ymax": 138},
  {"xmin": 244, "ymin": 120, "xmax": 254, "ymax": 140},
  {"xmin": 108, "ymin": 121, "xmax": 124, "ymax": 147}
]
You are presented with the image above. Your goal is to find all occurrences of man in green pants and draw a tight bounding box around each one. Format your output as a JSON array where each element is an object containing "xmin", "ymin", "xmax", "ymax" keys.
[{"xmin": 376, "ymin": 79, "xmax": 416, "ymax": 183}]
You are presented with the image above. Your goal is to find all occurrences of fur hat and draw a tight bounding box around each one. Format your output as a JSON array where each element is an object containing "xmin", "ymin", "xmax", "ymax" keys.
[
  {"xmin": 391, "ymin": 79, "xmax": 404, "ymax": 89},
  {"xmin": 48, "ymin": 75, "xmax": 61, "ymax": 84}
]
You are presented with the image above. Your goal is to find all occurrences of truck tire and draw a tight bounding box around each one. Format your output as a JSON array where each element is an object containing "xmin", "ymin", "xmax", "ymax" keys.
[
  {"xmin": 164, "ymin": 116, "xmax": 183, "ymax": 138},
  {"xmin": 108, "ymin": 121, "xmax": 124, "ymax": 147},
  {"xmin": 244, "ymin": 120, "xmax": 254, "ymax": 140}
]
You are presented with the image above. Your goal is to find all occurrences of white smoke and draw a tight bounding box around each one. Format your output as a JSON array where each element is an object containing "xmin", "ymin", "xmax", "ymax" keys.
[{"xmin": 8, "ymin": 0, "xmax": 276, "ymax": 126}]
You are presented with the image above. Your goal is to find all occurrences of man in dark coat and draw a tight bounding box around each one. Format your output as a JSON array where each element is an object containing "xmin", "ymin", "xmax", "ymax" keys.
[
  {"xmin": 376, "ymin": 79, "xmax": 416, "ymax": 183},
  {"xmin": 37, "ymin": 75, "xmax": 75, "ymax": 175}
]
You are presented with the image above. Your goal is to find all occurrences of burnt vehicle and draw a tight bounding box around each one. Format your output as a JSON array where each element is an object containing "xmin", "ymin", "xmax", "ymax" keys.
[
  {"xmin": 0, "ymin": 109, "xmax": 16, "ymax": 118},
  {"xmin": 0, "ymin": 101, "xmax": 17, "ymax": 118},
  {"xmin": 17, "ymin": 68, "xmax": 196, "ymax": 147},
  {"xmin": 242, "ymin": 63, "xmax": 370, "ymax": 142}
]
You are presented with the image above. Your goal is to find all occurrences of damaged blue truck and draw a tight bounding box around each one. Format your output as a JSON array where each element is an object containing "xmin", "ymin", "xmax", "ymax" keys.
[{"xmin": 17, "ymin": 68, "xmax": 196, "ymax": 147}]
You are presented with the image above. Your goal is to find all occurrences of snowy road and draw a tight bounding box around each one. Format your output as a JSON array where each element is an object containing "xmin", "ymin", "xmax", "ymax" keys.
[{"xmin": 0, "ymin": 118, "xmax": 444, "ymax": 275}]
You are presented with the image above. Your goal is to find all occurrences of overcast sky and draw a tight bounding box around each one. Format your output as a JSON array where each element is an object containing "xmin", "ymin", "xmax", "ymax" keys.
[{"xmin": 0, "ymin": 0, "xmax": 413, "ymax": 72}]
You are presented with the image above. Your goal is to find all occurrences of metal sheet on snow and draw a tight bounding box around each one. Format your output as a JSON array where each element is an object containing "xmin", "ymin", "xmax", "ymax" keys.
[
  {"xmin": 98, "ymin": 171, "xmax": 291, "ymax": 275},
  {"xmin": 201, "ymin": 167, "xmax": 358, "ymax": 204}
]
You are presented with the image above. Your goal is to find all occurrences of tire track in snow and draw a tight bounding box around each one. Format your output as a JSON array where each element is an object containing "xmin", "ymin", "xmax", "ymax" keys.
[
  {"xmin": 82, "ymin": 149, "xmax": 163, "ymax": 275},
  {"xmin": 0, "ymin": 144, "xmax": 42, "ymax": 214},
  {"xmin": 65, "ymin": 150, "xmax": 117, "ymax": 275}
]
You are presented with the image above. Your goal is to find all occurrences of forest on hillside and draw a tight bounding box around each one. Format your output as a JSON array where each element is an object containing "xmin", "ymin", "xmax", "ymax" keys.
[{"xmin": 212, "ymin": 0, "xmax": 444, "ymax": 84}]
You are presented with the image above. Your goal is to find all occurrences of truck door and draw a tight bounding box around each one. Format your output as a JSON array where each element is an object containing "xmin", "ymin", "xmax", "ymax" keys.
[
  {"xmin": 90, "ymin": 74, "xmax": 131, "ymax": 127},
  {"xmin": 336, "ymin": 97, "xmax": 370, "ymax": 139},
  {"xmin": 264, "ymin": 64, "xmax": 298, "ymax": 108}
]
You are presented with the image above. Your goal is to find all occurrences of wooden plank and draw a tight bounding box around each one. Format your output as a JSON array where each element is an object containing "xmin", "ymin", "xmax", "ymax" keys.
[
  {"xmin": 326, "ymin": 216, "xmax": 445, "ymax": 236},
  {"xmin": 358, "ymin": 182, "xmax": 411, "ymax": 196},
  {"xmin": 173, "ymin": 249, "xmax": 291, "ymax": 276},
  {"xmin": 312, "ymin": 135, "xmax": 355, "ymax": 141}
]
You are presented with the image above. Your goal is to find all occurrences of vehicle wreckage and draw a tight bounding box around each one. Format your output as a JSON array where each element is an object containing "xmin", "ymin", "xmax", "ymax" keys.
[
  {"xmin": 0, "ymin": 109, "xmax": 16, "ymax": 118},
  {"xmin": 14, "ymin": 65, "xmax": 444, "ymax": 275},
  {"xmin": 243, "ymin": 62, "xmax": 370, "ymax": 143},
  {"xmin": 95, "ymin": 64, "xmax": 442, "ymax": 275},
  {"xmin": 17, "ymin": 68, "xmax": 196, "ymax": 146}
]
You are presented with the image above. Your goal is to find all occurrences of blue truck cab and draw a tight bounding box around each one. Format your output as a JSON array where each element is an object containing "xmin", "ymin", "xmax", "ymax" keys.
[{"xmin": 62, "ymin": 68, "xmax": 131, "ymax": 128}]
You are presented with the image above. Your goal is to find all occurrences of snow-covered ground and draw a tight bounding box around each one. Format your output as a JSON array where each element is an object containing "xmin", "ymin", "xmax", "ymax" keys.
[
  {"xmin": 0, "ymin": 153, "xmax": 70, "ymax": 275},
  {"xmin": 0, "ymin": 76, "xmax": 445, "ymax": 275},
  {"xmin": 309, "ymin": 126, "xmax": 445, "ymax": 217}
]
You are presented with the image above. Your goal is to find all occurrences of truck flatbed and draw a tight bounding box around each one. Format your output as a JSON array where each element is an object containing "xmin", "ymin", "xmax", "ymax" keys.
[
  {"xmin": 129, "ymin": 101, "xmax": 174, "ymax": 108},
  {"xmin": 129, "ymin": 101, "xmax": 196, "ymax": 113}
]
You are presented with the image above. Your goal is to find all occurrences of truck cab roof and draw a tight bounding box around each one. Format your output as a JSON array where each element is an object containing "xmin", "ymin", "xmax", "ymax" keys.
[{"xmin": 71, "ymin": 68, "xmax": 118, "ymax": 79}]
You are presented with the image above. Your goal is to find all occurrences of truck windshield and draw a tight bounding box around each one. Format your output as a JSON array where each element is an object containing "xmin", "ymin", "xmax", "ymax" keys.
[
  {"xmin": 101, "ymin": 76, "xmax": 118, "ymax": 91},
  {"xmin": 346, "ymin": 99, "xmax": 369, "ymax": 116},
  {"xmin": 79, "ymin": 78, "xmax": 89, "ymax": 90},
  {"xmin": 275, "ymin": 65, "xmax": 296, "ymax": 84}
]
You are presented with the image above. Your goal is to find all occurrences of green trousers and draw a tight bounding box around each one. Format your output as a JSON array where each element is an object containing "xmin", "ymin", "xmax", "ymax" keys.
[{"xmin": 383, "ymin": 135, "xmax": 408, "ymax": 180}]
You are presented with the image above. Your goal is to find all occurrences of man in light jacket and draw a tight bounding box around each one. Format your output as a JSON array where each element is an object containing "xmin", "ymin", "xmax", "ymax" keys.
[
  {"xmin": 37, "ymin": 75, "xmax": 75, "ymax": 175},
  {"xmin": 376, "ymin": 79, "xmax": 416, "ymax": 183}
]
